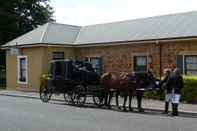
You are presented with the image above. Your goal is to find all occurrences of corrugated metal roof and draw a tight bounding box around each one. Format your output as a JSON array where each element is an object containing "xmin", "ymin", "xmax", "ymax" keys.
[
  {"xmin": 75, "ymin": 11, "xmax": 197, "ymax": 44},
  {"xmin": 4, "ymin": 23, "xmax": 49, "ymax": 47},
  {"xmin": 3, "ymin": 23, "xmax": 81, "ymax": 47},
  {"xmin": 42, "ymin": 23, "xmax": 81, "ymax": 44},
  {"xmin": 3, "ymin": 11, "xmax": 197, "ymax": 47}
]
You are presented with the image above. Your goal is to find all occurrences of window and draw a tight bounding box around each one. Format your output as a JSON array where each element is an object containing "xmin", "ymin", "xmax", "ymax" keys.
[
  {"xmin": 184, "ymin": 55, "xmax": 197, "ymax": 75},
  {"xmin": 134, "ymin": 56, "xmax": 147, "ymax": 72},
  {"xmin": 86, "ymin": 57, "xmax": 102, "ymax": 74},
  {"xmin": 52, "ymin": 52, "xmax": 64, "ymax": 60},
  {"xmin": 17, "ymin": 56, "xmax": 28, "ymax": 84}
]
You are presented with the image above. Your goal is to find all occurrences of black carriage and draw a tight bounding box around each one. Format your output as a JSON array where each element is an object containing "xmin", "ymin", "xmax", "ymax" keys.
[{"xmin": 39, "ymin": 59, "xmax": 105, "ymax": 106}]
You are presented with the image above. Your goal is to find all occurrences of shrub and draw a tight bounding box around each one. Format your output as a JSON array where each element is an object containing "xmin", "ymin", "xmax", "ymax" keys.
[
  {"xmin": 144, "ymin": 75, "xmax": 197, "ymax": 104},
  {"xmin": 181, "ymin": 76, "xmax": 197, "ymax": 104},
  {"xmin": 144, "ymin": 90, "xmax": 164, "ymax": 100}
]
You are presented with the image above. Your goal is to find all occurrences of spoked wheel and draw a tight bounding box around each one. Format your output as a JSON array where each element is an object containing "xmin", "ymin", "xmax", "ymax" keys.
[
  {"xmin": 64, "ymin": 91, "xmax": 73, "ymax": 104},
  {"xmin": 40, "ymin": 85, "xmax": 52, "ymax": 103},
  {"xmin": 71, "ymin": 84, "xmax": 87, "ymax": 106},
  {"xmin": 93, "ymin": 89, "xmax": 105, "ymax": 107}
]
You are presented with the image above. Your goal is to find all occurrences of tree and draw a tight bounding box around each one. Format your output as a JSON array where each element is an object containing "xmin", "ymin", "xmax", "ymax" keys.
[
  {"xmin": 0, "ymin": 0, "xmax": 54, "ymax": 67},
  {"xmin": 0, "ymin": 0, "xmax": 54, "ymax": 44}
]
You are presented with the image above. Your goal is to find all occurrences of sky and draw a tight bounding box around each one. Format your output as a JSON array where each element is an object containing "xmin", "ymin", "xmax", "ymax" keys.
[{"xmin": 50, "ymin": 0, "xmax": 197, "ymax": 26}]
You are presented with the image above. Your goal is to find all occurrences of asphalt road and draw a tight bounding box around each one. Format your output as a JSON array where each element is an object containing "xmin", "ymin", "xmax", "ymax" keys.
[{"xmin": 0, "ymin": 95, "xmax": 197, "ymax": 131}]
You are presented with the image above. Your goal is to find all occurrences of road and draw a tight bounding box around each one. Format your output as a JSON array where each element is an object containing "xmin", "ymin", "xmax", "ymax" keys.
[{"xmin": 0, "ymin": 95, "xmax": 197, "ymax": 131}]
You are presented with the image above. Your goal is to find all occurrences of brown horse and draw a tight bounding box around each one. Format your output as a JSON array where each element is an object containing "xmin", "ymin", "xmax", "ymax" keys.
[
  {"xmin": 100, "ymin": 72, "xmax": 136, "ymax": 111},
  {"xmin": 100, "ymin": 71, "xmax": 159, "ymax": 111}
]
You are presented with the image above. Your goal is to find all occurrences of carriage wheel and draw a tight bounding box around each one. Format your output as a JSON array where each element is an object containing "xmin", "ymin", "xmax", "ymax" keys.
[
  {"xmin": 64, "ymin": 91, "xmax": 73, "ymax": 104},
  {"xmin": 71, "ymin": 84, "xmax": 87, "ymax": 106},
  {"xmin": 40, "ymin": 85, "xmax": 52, "ymax": 103},
  {"xmin": 93, "ymin": 89, "xmax": 105, "ymax": 107}
]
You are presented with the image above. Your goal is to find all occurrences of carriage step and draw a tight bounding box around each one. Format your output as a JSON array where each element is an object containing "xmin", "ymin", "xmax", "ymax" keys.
[{"xmin": 109, "ymin": 89, "xmax": 117, "ymax": 92}]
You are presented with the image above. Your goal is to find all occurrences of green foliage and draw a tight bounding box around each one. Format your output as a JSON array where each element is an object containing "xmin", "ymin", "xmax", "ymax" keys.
[
  {"xmin": 181, "ymin": 76, "xmax": 197, "ymax": 104},
  {"xmin": 0, "ymin": 0, "xmax": 54, "ymax": 44},
  {"xmin": 0, "ymin": 0, "xmax": 54, "ymax": 68},
  {"xmin": 144, "ymin": 76, "xmax": 197, "ymax": 104},
  {"xmin": 144, "ymin": 90, "xmax": 164, "ymax": 100}
]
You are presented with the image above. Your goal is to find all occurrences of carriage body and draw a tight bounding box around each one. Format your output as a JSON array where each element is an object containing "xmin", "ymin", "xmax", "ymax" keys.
[
  {"xmin": 40, "ymin": 59, "xmax": 104, "ymax": 106},
  {"xmin": 48, "ymin": 59, "xmax": 100, "ymax": 91},
  {"xmin": 49, "ymin": 59, "xmax": 77, "ymax": 93}
]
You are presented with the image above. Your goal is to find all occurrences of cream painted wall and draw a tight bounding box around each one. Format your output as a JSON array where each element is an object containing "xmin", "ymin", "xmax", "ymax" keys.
[{"xmin": 6, "ymin": 46, "xmax": 75, "ymax": 92}]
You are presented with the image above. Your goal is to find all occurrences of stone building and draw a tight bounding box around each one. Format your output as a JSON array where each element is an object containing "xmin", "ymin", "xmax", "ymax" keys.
[{"xmin": 2, "ymin": 11, "xmax": 197, "ymax": 91}]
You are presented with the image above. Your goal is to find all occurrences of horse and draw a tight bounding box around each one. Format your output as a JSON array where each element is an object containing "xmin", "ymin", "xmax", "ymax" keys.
[
  {"xmin": 100, "ymin": 72, "xmax": 135, "ymax": 110},
  {"xmin": 100, "ymin": 71, "xmax": 160, "ymax": 112}
]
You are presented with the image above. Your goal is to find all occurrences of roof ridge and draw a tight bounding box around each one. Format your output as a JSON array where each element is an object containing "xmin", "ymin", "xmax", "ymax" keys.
[
  {"xmin": 83, "ymin": 10, "xmax": 197, "ymax": 27},
  {"xmin": 40, "ymin": 22, "xmax": 51, "ymax": 43},
  {"xmin": 74, "ymin": 27, "xmax": 83, "ymax": 44},
  {"xmin": 50, "ymin": 22, "xmax": 82, "ymax": 28},
  {"xmin": 40, "ymin": 23, "xmax": 50, "ymax": 43}
]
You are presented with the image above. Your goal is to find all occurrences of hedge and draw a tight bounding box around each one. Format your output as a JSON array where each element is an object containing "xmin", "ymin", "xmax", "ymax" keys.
[{"xmin": 144, "ymin": 76, "xmax": 197, "ymax": 104}]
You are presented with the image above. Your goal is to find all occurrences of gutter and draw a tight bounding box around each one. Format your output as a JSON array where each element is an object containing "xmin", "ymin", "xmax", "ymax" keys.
[
  {"xmin": 74, "ymin": 36, "xmax": 197, "ymax": 47},
  {"xmin": 2, "ymin": 36, "xmax": 197, "ymax": 49},
  {"xmin": 1, "ymin": 43, "xmax": 74, "ymax": 50}
]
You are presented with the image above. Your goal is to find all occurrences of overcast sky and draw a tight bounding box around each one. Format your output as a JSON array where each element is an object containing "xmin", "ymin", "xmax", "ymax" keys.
[{"xmin": 50, "ymin": 0, "xmax": 197, "ymax": 26}]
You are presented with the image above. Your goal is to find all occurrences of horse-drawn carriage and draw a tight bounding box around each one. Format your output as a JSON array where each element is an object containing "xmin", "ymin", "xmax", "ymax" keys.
[
  {"xmin": 40, "ymin": 59, "xmax": 161, "ymax": 111},
  {"xmin": 39, "ymin": 59, "xmax": 105, "ymax": 107}
]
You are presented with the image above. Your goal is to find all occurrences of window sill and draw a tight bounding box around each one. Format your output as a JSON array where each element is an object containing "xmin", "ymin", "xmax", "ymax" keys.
[{"xmin": 17, "ymin": 81, "xmax": 28, "ymax": 85}]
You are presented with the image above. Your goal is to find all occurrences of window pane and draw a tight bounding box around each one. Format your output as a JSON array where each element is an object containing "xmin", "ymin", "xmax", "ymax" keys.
[
  {"xmin": 21, "ymin": 70, "xmax": 26, "ymax": 81},
  {"xmin": 19, "ymin": 57, "xmax": 27, "ymax": 82},
  {"xmin": 88, "ymin": 58, "xmax": 102, "ymax": 74},
  {"xmin": 136, "ymin": 57, "xmax": 147, "ymax": 66},
  {"xmin": 185, "ymin": 56, "xmax": 197, "ymax": 75},
  {"xmin": 134, "ymin": 56, "xmax": 147, "ymax": 72},
  {"xmin": 187, "ymin": 71, "xmax": 197, "ymax": 75},
  {"xmin": 21, "ymin": 58, "xmax": 26, "ymax": 70},
  {"xmin": 52, "ymin": 52, "xmax": 64, "ymax": 60}
]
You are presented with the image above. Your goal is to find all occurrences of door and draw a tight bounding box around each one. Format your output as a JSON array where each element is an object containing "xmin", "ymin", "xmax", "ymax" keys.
[{"xmin": 0, "ymin": 66, "xmax": 6, "ymax": 89}]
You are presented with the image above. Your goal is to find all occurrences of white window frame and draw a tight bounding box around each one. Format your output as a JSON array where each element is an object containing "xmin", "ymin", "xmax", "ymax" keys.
[
  {"xmin": 183, "ymin": 55, "xmax": 197, "ymax": 75},
  {"xmin": 17, "ymin": 56, "xmax": 28, "ymax": 84},
  {"xmin": 52, "ymin": 52, "xmax": 64, "ymax": 60},
  {"xmin": 133, "ymin": 55, "xmax": 148, "ymax": 72}
]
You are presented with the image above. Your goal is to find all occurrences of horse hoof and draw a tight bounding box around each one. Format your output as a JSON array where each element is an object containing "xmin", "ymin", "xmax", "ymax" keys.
[
  {"xmin": 129, "ymin": 108, "xmax": 133, "ymax": 112},
  {"xmin": 138, "ymin": 108, "xmax": 144, "ymax": 112},
  {"xmin": 108, "ymin": 106, "xmax": 111, "ymax": 109},
  {"xmin": 118, "ymin": 107, "xmax": 121, "ymax": 110},
  {"xmin": 123, "ymin": 107, "xmax": 127, "ymax": 112}
]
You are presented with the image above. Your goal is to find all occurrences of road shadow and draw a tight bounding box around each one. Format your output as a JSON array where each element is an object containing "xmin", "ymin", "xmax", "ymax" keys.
[{"xmin": 48, "ymin": 100, "xmax": 197, "ymax": 119}]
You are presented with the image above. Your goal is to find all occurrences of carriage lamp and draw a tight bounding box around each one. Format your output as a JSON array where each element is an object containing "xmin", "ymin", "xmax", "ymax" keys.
[{"xmin": 42, "ymin": 74, "xmax": 50, "ymax": 80}]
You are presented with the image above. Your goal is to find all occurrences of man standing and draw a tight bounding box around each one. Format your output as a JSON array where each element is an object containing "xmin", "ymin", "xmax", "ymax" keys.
[
  {"xmin": 160, "ymin": 68, "xmax": 172, "ymax": 114},
  {"xmin": 166, "ymin": 68, "xmax": 184, "ymax": 116}
]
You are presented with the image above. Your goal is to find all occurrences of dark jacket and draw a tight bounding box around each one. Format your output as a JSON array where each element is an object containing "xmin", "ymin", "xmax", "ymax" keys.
[
  {"xmin": 166, "ymin": 74, "xmax": 183, "ymax": 94},
  {"xmin": 160, "ymin": 74, "xmax": 172, "ymax": 93}
]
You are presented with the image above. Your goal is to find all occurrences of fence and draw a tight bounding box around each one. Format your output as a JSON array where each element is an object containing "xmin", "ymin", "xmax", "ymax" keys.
[{"xmin": 0, "ymin": 66, "xmax": 6, "ymax": 89}]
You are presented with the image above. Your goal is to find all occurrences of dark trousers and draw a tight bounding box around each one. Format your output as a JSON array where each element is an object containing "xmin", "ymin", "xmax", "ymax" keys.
[
  {"xmin": 164, "ymin": 102, "xmax": 169, "ymax": 113},
  {"xmin": 172, "ymin": 103, "xmax": 179, "ymax": 116},
  {"xmin": 136, "ymin": 90, "xmax": 144, "ymax": 110}
]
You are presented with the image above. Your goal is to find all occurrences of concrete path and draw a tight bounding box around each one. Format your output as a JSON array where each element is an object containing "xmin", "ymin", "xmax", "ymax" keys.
[
  {"xmin": 0, "ymin": 90, "xmax": 197, "ymax": 115},
  {"xmin": 1, "ymin": 95, "xmax": 197, "ymax": 131}
]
